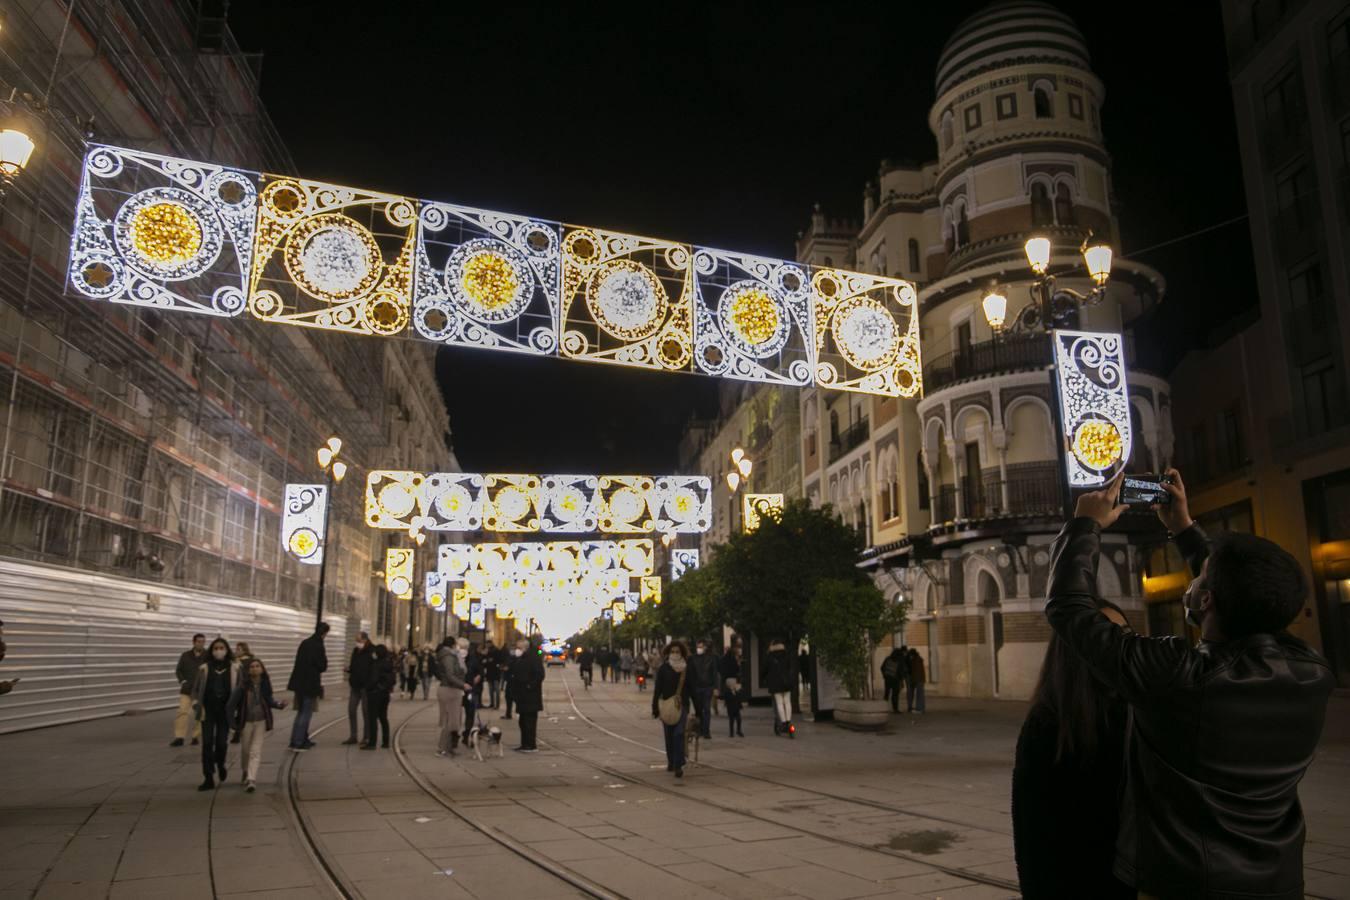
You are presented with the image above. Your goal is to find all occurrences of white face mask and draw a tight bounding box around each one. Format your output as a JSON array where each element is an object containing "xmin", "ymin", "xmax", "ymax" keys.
[
  {"xmin": 511, "ymin": 648, "xmax": 522, "ymax": 657},
  {"xmin": 212, "ymin": 648, "xmax": 227, "ymax": 660},
  {"xmin": 696, "ymin": 647, "xmax": 705, "ymax": 655}
]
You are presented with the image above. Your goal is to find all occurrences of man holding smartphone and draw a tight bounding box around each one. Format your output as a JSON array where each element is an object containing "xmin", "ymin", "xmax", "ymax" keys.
[{"xmin": 1045, "ymin": 468, "xmax": 1333, "ymax": 899}]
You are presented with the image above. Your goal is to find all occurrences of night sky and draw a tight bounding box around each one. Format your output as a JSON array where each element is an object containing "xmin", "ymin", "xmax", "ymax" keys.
[{"xmin": 226, "ymin": 2, "xmax": 1254, "ymax": 472}]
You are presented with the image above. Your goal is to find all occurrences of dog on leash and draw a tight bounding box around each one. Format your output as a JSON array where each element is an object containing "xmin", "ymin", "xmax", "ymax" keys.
[
  {"xmin": 684, "ymin": 712, "xmax": 701, "ymax": 765},
  {"xmin": 467, "ymin": 714, "xmax": 504, "ymax": 761}
]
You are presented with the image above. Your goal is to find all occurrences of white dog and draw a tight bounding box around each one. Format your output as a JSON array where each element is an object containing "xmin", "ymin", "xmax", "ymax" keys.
[{"xmin": 468, "ymin": 714, "xmax": 504, "ymax": 761}]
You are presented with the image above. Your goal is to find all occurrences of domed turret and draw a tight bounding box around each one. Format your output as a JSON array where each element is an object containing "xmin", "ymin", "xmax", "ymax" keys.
[{"xmin": 936, "ymin": 1, "xmax": 1091, "ymax": 97}]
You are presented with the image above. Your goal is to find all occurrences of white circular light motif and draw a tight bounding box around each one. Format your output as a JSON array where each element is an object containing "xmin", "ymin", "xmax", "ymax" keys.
[
  {"xmin": 493, "ymin": 486, "xmax": 532, "ymax": 522},
  {"xmin": 377, "ymin": 483, "xmax": 417, "ymax": 519},
  {"xmin": 664, "ymin": 487, "xmax": 699, "ymax": 523},
  {"xmin": 587, "ymin": 260, "xmax": 667, "ymax": 340},
  {"xmin": 389, "ymin": 575, "xmax": 411, "ymax": 596},
  {"xmin": 433, "ymin": 483, "xmax": 474, "ymax": 521},
  {"xmin": 299, "ymin": 225, "xmax": 373, "ymax": 296},
  {"xmin": 834, "ymin": 299, "xmax": 900, "ymax": 370},
  {"xmin": 621, "ymin": 545, "xmax": 648, "ymax": 573},
  {"xmin": 608, "ymin": 487, "xmax": 646, "ymax": 523},
  {"xmin": 550, "ymin": 485, "xmax": 588, "ymax": 523}
]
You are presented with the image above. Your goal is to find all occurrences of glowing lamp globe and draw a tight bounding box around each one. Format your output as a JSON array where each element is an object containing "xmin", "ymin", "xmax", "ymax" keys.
[
  {"xmin": 1024, "ymin": 237, "xmax": 1051, "ymax": 276},
  {"xmin": 1083, "ymin": 242, "xmax": 1113, "ymax": 287},
  {"xmin": 981, "ymin": 291, "xmax": 1008, "ymax": 329},
  {"xmin": 0, "ymin": 128, "xmax": 35, "ymax": 179}
]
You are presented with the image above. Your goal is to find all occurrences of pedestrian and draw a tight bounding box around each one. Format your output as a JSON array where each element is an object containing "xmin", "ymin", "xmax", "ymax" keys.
[
  {"xmin": 191, "ymin": 638, "xmax": 237, "ymax": 791},
  {"xmin": 433, "ymin": 635, "xmax": 467, "ymax": 756},
  {"xmin": 0, "ymin": 619, "xmax": 15, "ymax": 697},
  {"xmin": 763, "ymin": 639, "xmax": 794, "ymax": 737},
  {"xmin": 690, "ymin": 638, "xmax": 718, "ymax": 740},
  {"xmin": 342, "ymin": 631, "xmax": 374, "ymax": 746},
  {"xmin": 286, "ymin": 622, "xmax": 329, "ymax": 751},
  {"xmin": 620, "ymin": 647, "xmax": 634, "ymax": 682},
  {"xmin": 508, "ymin": 638, "xmax": 544, "ymax": 752},
  {"xmin": 419, "ymin": 645, "xmax": 434, "ymax": 700},
  {"xmin": 462, "ymin": 640, "xmax": 484, "ymax": 744},
  {"xmin": 501, "ymin": 643, "xmax": 516, "ymax": 720},
  {"xmin": 402, "ymin": 646, "xmax": 418, "ymax": 700},
  {"xmin": 651, "ymin": 640, "xmax": 698, "ymax": 777},
  {"xmin": 1012, "ymin": 599, "xmax": 1134, "ymax": 899},
  {"xmin": 226, "ymin": 657, "xmax": 287, "ymax": 793},
  {"xmin": 579, "ymin": 646, "xmax": 595, "ymax": 687},
  {"xmin": 483, "ymin": 641, "xmax": 499, "ymax": 708},
  {"xmin": 171, "ymin": 633, "xmax": 206, "ymax": 747},
  {"xmin": 1048, "ymin": 469, "xmax": 1333, "ymax": 898},
  {"xmin": 880, "ymin": 647, "xmax": 905, "ymax": 713},
  {"xmin": 720, "ymin": 638, "xmax": 745, "ymax": 738},
  {"xmin": 362, "ymin": 644, "xmax": 395, "ymax": 749},
  {"xmin": 907, "ymin": 649, "xmax": 926, "ymax": 714},
  {"xmin": 229, "ymin": 642, "xmax": 254, "ymax": 744},
  {"xmin": 799, "ymin": 646, "xmax": 810, "ymax": 687}
]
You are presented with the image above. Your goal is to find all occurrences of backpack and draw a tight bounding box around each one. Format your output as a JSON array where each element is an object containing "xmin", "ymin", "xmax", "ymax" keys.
[
  {"xmin": 881, "ymin": 656, "xmax": 900, "ymax": 679},
  {"xmin": 429, "ymin": 648, "xmax": 446, "ymax": 684}
]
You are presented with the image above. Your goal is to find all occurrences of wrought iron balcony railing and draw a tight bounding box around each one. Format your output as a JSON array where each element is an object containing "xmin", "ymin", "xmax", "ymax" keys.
[
  {"xmin": 828, "ymin": 417, "xmax": 870, "ymax": 464},
  {"xmin": 922, "ymin": 332, "xmax": 1053, "ymax": 392}
]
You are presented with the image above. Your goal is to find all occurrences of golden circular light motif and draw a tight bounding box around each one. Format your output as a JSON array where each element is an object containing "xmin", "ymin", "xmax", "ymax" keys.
[
  {"xmin": 288, "ymin": 528, "xmax": 319, "ymax": 559},
  {"xmin": 728, "ymin": 288, "xmax": 780, "ymax": 346},
  {"xmin": 666, "ymin": 487, "xmax": 698, "ymax": 522},
  {"xmin": 129, "ymin": 202, "xmax": 203, "ymax": 266},
  {"xmin": 1072, "ymin": 420, "xmax": 1124, "ymax": 470},
  {"xmin": 461, "ymin": 252, "xmax": 521, "ymax": 312},
  {"xmin": 586, "ymin": 259, "xmax": 668, "ymax": 341}
]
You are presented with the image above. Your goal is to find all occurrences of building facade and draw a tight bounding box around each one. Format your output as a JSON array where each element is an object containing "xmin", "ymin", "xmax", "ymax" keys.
[
  {"xmin": 0, "ymin": 0, "xmax": 455, "ymax": 731},
  {"xmin": 797, "ymin": 1, "xmax": 1173, "ymax": 700}
]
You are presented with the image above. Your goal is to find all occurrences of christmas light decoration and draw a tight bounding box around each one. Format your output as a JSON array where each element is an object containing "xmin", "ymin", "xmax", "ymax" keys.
[
  {"xmin": 426, "ymin": 571, "xmax": 447, "ymax": 611},
  {"xmin": 742, "ymin": 493, "xmax": 784, "ymax": 533},
  {"xmin": 385, "ymin": 548, "xmax": 414, "ymax": 600},
  {"xmin": 438, "ymin": 539, "xmax": 654, "ymax": 580},
  {"xmin": 640, "ymin": 575, "xmax": 662, "ymax": 605},
  {"xmin": 1053, "ymin": 330, "xmax": 1132, "ymax": 487},
  {"xmin": 69, "ymin": 145, "xmax": 922, "ymax": 397},
  {"xmin": 366, "ymin": 470, "xmax": 711, "ymax": 534},
  {"xmin": 282, "ymin": 484, "xmax": 327, "ymax": 565},
  {"xmin": 671, "ymin": 548, "xmax": 700, "ymax": 581}
]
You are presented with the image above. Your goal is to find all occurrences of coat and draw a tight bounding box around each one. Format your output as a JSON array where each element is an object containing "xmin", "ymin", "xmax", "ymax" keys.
[
  {"xmin": 1011, "ymin": 700, "xmax": 1133, "ymax": 899},
  {"xmin": 508, "ymin": 649, "xmax": 545, "ymax": 713},
  {"xmin": 347, "ymin": 643, "xmax": 374, "ymax": 690},
  {"xmin": 368, "ymin": 650, "xmax": 396, "ymax": 695},
  {"xmin": 908, "ymin": 653, "xmax": 926, "ymax": 684},
  {"xmin": 191, "ymin": 660, "xmax": 239, "ymax": 719},
  {"xmin": 287, "ymin": 632, "xmax": 328, "ymax": 699},
  {"xmin": 651, "ymin": 661, "xmax": 699, "ymax": 718},
  {"xmin": 763, "ymin": 648, "xmax": 792, "ymax": 694},
  {"xmin": 176, "ymin": 648, "xmax": 203, "ymax": 695},
  {"xmin": 434, "ymin": 643, "xmax": 466, "ymax": 689},
  {"xmin": 689, "ymin": 649, "xmax": 719, "ymax": 690},
  {"xmin": 226, "ymin": 673, "xmax": 284, "ymax": 732}
]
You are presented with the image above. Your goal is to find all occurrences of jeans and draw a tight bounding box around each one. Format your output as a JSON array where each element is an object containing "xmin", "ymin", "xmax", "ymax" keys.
[
  {"xmin": 420, "ymin": 674, "xmax": 431, "ymax": 700},
  {"xmin": 695, "ymin": 687, "xmax": 713, "ymax": 738},
  {"xmin": 173, "ymin": 694, "xmax": 202, "ymax": 740},
  {"xmin": 437, "ymin": 685, "xmax": 464, "ymax": 752},
  {"xmin": 662, "ymin": 709, "xmax": 687, "ymax": 769},
  {"xmin": 488, "ymin": 675, "xmax": 501, "ymax": 708},
  {"xmin": 518, "ymin": 710, "xmax": 538, "ymax": 749},
  {"xmin": 347, "ymin": 689, "xmax": 366, "ymax": 741},
  {"xmin": 365, "ymin": 690, "xmax": 390, "ymax": 745},
  {"xmin": 239, "ymin": 720, "xmax": 266, "ymax": 782},
  {"xmin": 201, "ymin": 706, "xmax": 229, "ymax": 778},
  {"xmin": 907, "ymin": 681, "xmax": 925, "ymax": 712},
  {"xmin": 289, "ymin": 694, "xmax": 317, "ymax": 746},
  {"xmin": 724, "ymin": 695, "xmax": 742, "ymax": 735}
]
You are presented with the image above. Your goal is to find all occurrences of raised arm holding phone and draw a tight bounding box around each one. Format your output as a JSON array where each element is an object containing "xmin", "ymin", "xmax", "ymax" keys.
[{"xmin": 1041, "ymin": 468, "xmax": 1333, "ymax": 899}]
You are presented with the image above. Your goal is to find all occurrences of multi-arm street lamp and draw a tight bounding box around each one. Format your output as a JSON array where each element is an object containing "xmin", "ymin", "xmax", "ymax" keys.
[
  {"xmin": 314, "ymin": 436, "xmax": 347, "ymax": 629},
  {"xmin": 980, "ymin": 234, "xmax": 1113, "ymax": 334}
]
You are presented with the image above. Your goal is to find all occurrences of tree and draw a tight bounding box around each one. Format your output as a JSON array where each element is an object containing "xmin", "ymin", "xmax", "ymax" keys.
[
  {"xmin": 662, "ymin": 565, "xmax": 726, "ymax": 643},
  {"xmin": 805, "ymin": 578, "xmax": 908, "ymax": 700}
]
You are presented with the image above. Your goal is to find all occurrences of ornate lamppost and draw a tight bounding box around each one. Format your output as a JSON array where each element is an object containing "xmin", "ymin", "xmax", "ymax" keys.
[{"xmin": 314, "ymin": 437, "xmax": 347, "ymax": 629}]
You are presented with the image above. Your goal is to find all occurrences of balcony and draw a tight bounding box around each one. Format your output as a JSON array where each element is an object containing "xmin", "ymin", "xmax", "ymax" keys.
[
  {"xmin": 928, "ymin": 463, "xmax": 1063, "ymax": 525},
  {"xmin": 922, "ymin": 332, "xmax": 1052, "ymax": 393},
  {"xmin": 828, "ymin": 417, "xmax": 870, "ymax": 464}
]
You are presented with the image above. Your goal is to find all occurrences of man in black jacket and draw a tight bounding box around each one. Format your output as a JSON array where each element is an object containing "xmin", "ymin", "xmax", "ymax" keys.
[
  {"xmin": 170, "ymin": 633, "xmax": 206, "ymax": 746},
  {"xmin": 689, "ymin": 639, "xmax": 719, "ymax": 740},
  {"xmin": 1047, "ymin": 469, "xmax": 1333, "ymax": 899},
  {"xmin": 508, "ymin": 638, "xmax": 545, "ymax": 752},
  {"xmin": 286, "ymin": 622, "xmax": 330, "ymax": 751},
  {"xmin": 342, "ymin": 632, "xmax": 374, "ymax": 746}
]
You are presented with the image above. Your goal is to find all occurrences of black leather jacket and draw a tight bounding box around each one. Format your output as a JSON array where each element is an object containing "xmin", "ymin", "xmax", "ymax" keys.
[{"xmin": 1046, "ymin": 518, "xmax": 1334, "ymax": 899}]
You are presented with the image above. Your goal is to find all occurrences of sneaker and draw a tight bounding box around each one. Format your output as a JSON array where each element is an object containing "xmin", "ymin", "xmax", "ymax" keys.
[
  {"xmin": 359, "ymin": 744, "xmax": 375, "ymax": 751},
  {"xmin": 197, "ymin": 778, "xmax": 215, "ymax": 791},
  {"xmin": 288, "ymin": 744, "xmax": 307, "ymax": 753},
  {"xmin": 674, "ymin": 767, "xmax": 684, "ymax": 778},
  {"xmin": 341, "ymin": 738, "xmax": 358, "ymax": 745},
  {"xmin": 169, "ymin": 738, "xmax": 184, "ymax": 747},
  {"xmin": 435, "ymin": 750, "xmax": 449, "ymax": 757},
  {"xmin": 245, "ymin": 781, "xmax": 256, "ymax": 793},
  {"xmin": 520, "ymin": 747, "xmax": 537, "ymax": 753},
  {"xmin": 301, "ymin": 740, "xmax": 316, "ymax": 749}
]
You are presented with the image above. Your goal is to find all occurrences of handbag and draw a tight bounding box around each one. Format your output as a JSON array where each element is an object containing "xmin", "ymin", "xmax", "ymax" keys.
[{"xmin": 658, "ymin": 669, "xmax": 686, "ymax": 725}]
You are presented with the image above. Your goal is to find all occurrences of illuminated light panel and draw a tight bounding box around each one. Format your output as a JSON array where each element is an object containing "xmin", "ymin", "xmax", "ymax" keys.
[
  {"xmin": 439, "ymin": 539, "xmax": 654, "ymax": 579},
  {"xmin": 812, "ymin": 269, "xmax": 922, "ymax": 397},
  {"xmin": 671, "ymin": 548, "xmax": 700, "ymax": 581},
  {"xmin": 366, "ymin": 470, "xmax": 710, "ymax": 534},
  {"xmin": 451, "ymin": 588, "xmax": 472, "ymax": 619},
  {"xmin": 640, "ymin": 575, "xmax": 662, "ymax": 605},
  {"xmin": 69, "ymin": 145, "xmax": 922, "ymax": 397},
  {"xmin": 386, "ymin": 548, "xmax": 415, "ymax": 600},
  {"xmin": 282, "ymin": 484, "xmax": 327, "ymax": 565},
  {"xmin": 426, "ymin": 571, "xmax": 447, "ymax": 611},
  {"xmin": 1053, "ymin": 330, "xmax": 1133, "ymax": 487},
  {"xmin": 742, "ymin": 493, "xmax": 785, "ymax": 533}
]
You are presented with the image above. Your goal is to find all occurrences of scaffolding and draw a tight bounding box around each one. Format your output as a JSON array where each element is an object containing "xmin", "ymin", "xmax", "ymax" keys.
[{"xmin": 0, "ymin": 0, "xmax": 452, "ymax": 641}]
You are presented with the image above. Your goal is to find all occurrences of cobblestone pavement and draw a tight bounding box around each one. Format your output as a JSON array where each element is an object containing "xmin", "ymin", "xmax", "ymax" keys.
[{"xmin": 1, "ymin": 673, "xmax": 1346, "ymax": 899}]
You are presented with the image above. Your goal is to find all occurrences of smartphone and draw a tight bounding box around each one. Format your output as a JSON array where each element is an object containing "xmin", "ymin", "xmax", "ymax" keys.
[{"xmin": 1119, "ymin": 474, "xmax": 1172, "ymax": 506}]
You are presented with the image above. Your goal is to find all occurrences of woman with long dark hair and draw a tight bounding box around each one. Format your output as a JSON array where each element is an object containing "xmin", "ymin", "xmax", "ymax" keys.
[
  {"xmin": 651, "ymin": 640, "xmax": 699, "ymax": 778},
  {"xmin": 1012, "ymin": 600, "xmax": 1134, "ymax": 898},
  {"xmin": 191, "ymin": 637, "xmax": 237, "ymax": 791}
]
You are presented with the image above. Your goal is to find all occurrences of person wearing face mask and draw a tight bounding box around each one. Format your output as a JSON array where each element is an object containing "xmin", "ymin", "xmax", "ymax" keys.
[
  {"xmin": 719, "ymin": 638, "xmax": 745, "ymax": 738},
  {"xmin": 689, "ymin": 639, "xmax": 719, "ymax": 741},
  {"xmin": 508, "ymin": 638, "xmax": 545, "ymax": 752},
  {"xmin": 651, "ymin": 641, "xmax": 699, "ymax": 777},
  {"xmin": 172, "ymin": 633, "xmax": 207, "ymax": 747},
  {"xmin": 362, "ymin": 644, "xmax": 396, "ymax": 749},
  {"xmin": 1047, "ymin": 469, "xmax": 1334, "ymax": 899},
  {"xmin": 343, "ymin": 632, "xmax": 374, "ymax": 746},
  {"xmin": 1012, "ymin": 599, "xmax": 1135, "ymax": 898},
  {"xmin": 191, "ymin": 638, "xmax": 237, "ymax": 791},
  {"xmin": 226, "ymin": 657, "xmax": 287, "ymax": 792},
  {"xmin": 433, "ymin": 635, "xmax": 467, "ymax": 756}
]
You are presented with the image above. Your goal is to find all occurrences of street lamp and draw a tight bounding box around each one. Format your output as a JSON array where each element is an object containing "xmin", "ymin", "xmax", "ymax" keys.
[
  {"xmin": 980, "ymin": 233, "xmax": 1114, "ymax": 334},
  {"xmin": 314, "ymin": 436, "xmax": 346, "ymax": 629}
]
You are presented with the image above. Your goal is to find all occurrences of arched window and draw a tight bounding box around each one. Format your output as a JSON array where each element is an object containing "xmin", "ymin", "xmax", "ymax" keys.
[
  {"xmin": 944, "ymin": 215, "xmax": 956, "ymax": 254},
  {"xmin": 917, "ymin": 451, "xmax": 930, "ymax": 510},
  {"xmin": 1034, "ymin": 85, "xmax": 1053, "ymax": 118},
  {"xmin": 908, "ymin": 238, "xmax": 920, "ymax": 273},
  {"xmin": 1031, "ymin": 182, "xmax": 1053, "ymax": 226},
  {"xmin": 1054, "ymin": 182, "xmax": 1075, "ymax": 224},
  {"xmin": 941, "ymin": 111, "xmax": 954, "ymax": 150},
  {"xmin": 823, "ymin": 256, "xmax": 833, "ymax": 266},
  {"xmin": 829, "ymin": 409, "xmax": 839, "ymax": 442},
  {"xmin": 955, "ymin": 205, "xmax": 970, "ymax": 248},
  {"xmin": 879, "ymin": 481, "xmax": 892, "ymax": 521}
]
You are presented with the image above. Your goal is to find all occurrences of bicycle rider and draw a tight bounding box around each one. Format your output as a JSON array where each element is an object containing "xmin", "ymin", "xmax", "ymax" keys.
[{"xmin": 578, "ymin": 647, "xmax": 594, "ymax": 689}]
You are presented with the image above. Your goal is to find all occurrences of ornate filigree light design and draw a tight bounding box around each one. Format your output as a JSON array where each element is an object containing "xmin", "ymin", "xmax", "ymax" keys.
[
  {"xmin": 425, "ymin": 571, "xmax": 447, "ymax": 611},
  {"xmin": 366, "ymin": 470, "xmax": 710, "ymax": 534},
  {"xmin": 671, "ymin": 548, "xmax": 700, "ymax": 581},
  {"xmin": 385, "ymin": 548, "xmax": 414, "ymax": 600},
  {"xmin": 282, "ymin": 484, "xmax": 327, "ymax": 565},
  {"xmin": 439, "ymin": 539, "xmax": 654, "ymax": 580},
  {"xmin": 1053, "ymin": 330, "xmax": 1132, "ymax": 487},
  {"xmin": 69, "ymin": 145, "xmax": 923, "ymax": 397},
  {"xmin": 742, "ymin": 492, "xmax": 784, "ymax": 533}
]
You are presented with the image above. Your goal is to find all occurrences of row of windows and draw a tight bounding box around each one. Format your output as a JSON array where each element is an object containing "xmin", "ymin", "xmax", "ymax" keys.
[{"xmin": 940, "ymin": 82, "xmax": 1098, "ymax": 152}]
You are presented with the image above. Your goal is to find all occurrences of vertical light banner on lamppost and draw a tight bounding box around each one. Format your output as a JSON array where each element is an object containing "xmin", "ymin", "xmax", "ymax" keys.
[
  {"xmin": 1052, "ymin": 330, "xmax": 1132, "ymax": 488},
  {"xmin": 670, "ymin": 548, "xmax": 699, "ymax": 581},
  {"xmin": 282, "ymin": 484, "xmax": 327, "ymax": 564},
  {"xmin": 640, "ymin": 575, "xmax": 662, "ymax": 605},
  {"xmin": 426, "ymin": 571, "xmax": 446, "ymax": 611},
  {"xmin": 451, "ymin": 588, "xmax": 471, "ymax": 620},
  {"xmin": 385, "ymin": 548, "xmax": 414, "ymax": 600},
  {"xmin": 742, "ymin": 493, "xmax": 784, "ymax": 532}
]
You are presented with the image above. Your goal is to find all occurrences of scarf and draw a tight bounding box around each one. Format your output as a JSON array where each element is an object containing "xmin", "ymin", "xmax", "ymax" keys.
[{"xmin": 668, "ymin": 655, "xmax": 687, "ymax": 674}]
